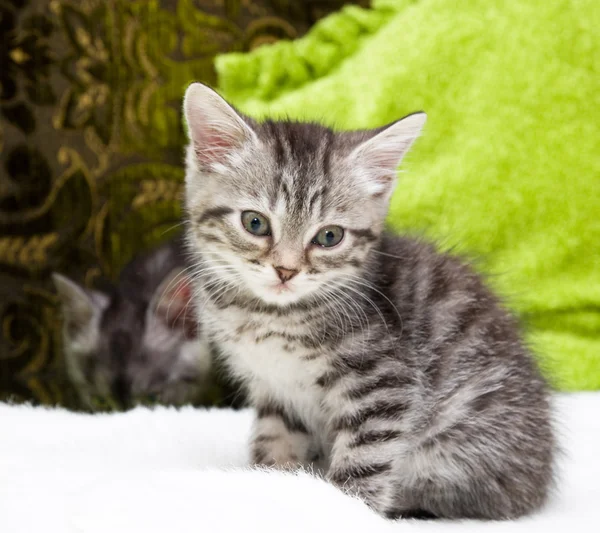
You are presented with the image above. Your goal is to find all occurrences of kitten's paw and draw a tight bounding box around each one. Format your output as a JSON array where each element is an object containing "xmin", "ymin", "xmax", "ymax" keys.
[
  {"xmin": 252, "ymin": 454, "xmax": 303, "ymax": 471},
  {"xmin": 326, "ymin": 465, "xmax": 393, "ymax": 516},
  {"xmin": 251, "ymin": 444, "xmax": 303, "ymax": 471}
]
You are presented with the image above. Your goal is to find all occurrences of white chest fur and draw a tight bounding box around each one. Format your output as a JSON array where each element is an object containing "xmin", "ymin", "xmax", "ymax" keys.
[{"xmin": 204, "ymin": 304, "xmax": 330, "ymax": 432}]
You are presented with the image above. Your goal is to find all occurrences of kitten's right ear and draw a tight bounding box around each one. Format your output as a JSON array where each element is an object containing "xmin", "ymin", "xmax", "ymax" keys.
[
  {"xmin": 183, "ymin": 82, "xmax": 257, "ymax": 168},
  {"xmin": 52, "ymin": 273, "xmax": 107, "ymax": 340},
  {"xmin": 349, "ymin": 112, "xmax": 426, "ymax": 199}
]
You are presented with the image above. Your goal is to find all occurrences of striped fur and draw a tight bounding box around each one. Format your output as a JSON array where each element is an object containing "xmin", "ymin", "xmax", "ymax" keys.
[{"xmin": 183, "ymin": 83, "xmax": 555, "ymax": 520}]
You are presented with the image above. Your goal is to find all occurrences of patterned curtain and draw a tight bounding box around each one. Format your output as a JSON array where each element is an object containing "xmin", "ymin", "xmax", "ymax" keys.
[{"xmin": 0, "ymin": 0, "xmax": 369, "ymax": 408}]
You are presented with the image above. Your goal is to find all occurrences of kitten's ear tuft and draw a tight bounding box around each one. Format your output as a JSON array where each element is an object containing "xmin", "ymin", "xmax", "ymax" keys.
[
  {"xmin": 183, "ymin": 82, "xmax": 256, "ymax": 168},
  {"xmin": 52, "ymin": 273, "xmax": 107, "ymax": 339},
  {"xmin": 149, "ymin": 268, "xmax": 197, "ymax": 339},
  {"xmin": 351, "ymin": 112, "xmax": 426, "ymax": 198}
]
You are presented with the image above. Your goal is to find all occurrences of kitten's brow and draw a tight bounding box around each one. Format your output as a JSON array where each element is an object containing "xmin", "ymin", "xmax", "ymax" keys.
[
  {"xmin": 307, "ymin": 188, "xmax": 323, "ymax": 212},
  {"xmin": 348, "ymin": 228, "xmax": 378, "ymax": 242},
  {"xmin": 196, "ymin": 206, "xmax": 233, "ymax": 226}
]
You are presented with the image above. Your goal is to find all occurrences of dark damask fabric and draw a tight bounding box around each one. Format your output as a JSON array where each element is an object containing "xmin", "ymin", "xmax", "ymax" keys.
[{"xmin": 0, "ymin": 0, "xmax": 369, "ymax": 409}]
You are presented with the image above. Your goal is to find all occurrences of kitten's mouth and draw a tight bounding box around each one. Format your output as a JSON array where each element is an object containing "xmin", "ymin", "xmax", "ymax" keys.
[{"xmin": 272, "ymin": 282, "xmax": 293, "ymax": 294}]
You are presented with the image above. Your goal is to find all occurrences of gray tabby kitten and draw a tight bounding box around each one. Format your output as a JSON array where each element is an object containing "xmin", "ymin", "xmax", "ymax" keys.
[
  {"xmin": 182, "ymin": 83, "xmax": 555, "ymax": 520},
  {"xmin": 53, "ymin": 238, "xmax": 212, "ymax": 410}
]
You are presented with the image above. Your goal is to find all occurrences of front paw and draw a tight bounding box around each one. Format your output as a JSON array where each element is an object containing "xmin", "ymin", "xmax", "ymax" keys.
[
  {"xmin": 252, "ymin": 441, "xmax": 302, "ymax": 470},
  {"xmin": 326, "ymin": 463, "xmax": 392, "ymax": 513}
]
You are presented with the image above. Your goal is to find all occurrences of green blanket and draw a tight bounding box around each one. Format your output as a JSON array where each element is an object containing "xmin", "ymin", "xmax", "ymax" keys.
[{"xmin": 214, "ymin": 0, "xmax": 600, "ymax": 391}]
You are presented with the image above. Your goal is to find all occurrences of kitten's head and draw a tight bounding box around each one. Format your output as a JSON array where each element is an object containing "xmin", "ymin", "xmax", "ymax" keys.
[
  {"xmin": 183, "ymin": 83, "xmax": 425, "ymax": 306},
  {"xmin": 52, "ymin": 270, "xmax": 209, "ymax": 410}
]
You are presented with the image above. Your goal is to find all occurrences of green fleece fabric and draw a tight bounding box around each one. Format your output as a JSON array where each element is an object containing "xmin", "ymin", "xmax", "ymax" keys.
[{"xmin": 214, "ymin": 0, "xmax": 600, "ymax": 390}]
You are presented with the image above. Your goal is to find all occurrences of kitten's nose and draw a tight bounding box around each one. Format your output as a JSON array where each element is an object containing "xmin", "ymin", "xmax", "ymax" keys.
[{"xmin": 274, "ymin": 266, "xmax": 299, "ymax": 283}]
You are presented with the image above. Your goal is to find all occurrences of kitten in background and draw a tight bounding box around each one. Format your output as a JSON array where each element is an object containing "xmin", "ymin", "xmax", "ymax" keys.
[{"xmin": 53, "ymin": 237, "xmax": 213, "ymax": 410}]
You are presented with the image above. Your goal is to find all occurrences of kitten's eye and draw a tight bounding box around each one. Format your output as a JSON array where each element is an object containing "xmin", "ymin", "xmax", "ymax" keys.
[
  {"xmin": 241, "ymin": 211, "xmax": 271, "ymax": 236},
  {"xmin": 312, "ymin": 226, "xmax": 344, "ymax": 248}
]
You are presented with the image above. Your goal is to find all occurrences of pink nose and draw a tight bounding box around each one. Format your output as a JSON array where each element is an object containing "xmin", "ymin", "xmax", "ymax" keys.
[{"xmin": 274, "ymin": 267, "xmax": 299, "ymax": 283}]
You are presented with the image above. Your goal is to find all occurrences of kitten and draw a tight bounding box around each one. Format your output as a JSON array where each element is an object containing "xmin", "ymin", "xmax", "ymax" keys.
[
  {"xmin": 53, "ymin": 237, "xmax": 212, "ymax": 410},
  {"xmin": 182, "ymin": 83, "xmax": 555, "ymax": 520}
]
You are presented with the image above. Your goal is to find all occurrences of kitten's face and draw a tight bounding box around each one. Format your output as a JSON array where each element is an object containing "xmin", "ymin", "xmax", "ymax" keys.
[
  {"xmin": 53, "ymin": 272, "xmax": 209, "ymax": 410},
  {"xmin": 187, "ymin": 137, "xmax": 384, "ymax": 306},
  {"xmin": 183, "ymin": 84, "xmax": 425, "ymax": 306}
]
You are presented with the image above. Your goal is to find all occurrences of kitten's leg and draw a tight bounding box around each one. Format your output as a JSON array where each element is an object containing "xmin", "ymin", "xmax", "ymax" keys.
[
  {"xmin": 326, "ymin": 402, "xmax": 553, "ymax": 519},
  {"xmin": 251, "ymin": 400, "xmax": 314, "ymax": 470},
  {"xmin": 325, "ymin": 424, "xmax": 403, "ymax": 516},
  {"xmin": 387, "ymin": 420, "xmax": 554, "ymax": 519},
  {"xmin": 321, "ymin": 369, "xmax": 414, "ymax": 516}
]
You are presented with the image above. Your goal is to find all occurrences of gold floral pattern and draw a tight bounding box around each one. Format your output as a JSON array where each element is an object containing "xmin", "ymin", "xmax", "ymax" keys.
[{"xmin": 0, "ymin": 0, "xmax": 369, "ymax": 409}]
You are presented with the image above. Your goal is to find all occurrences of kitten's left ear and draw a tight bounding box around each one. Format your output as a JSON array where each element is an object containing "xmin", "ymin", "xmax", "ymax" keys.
[
  {"xmin": 183, "ymin": 82, "xmax": 257, "ymax": 168},
  {"xmin": 148, "ymin": 268, "xmax": 197, "ymax": 339},
  {"xmin": 350, "ymin": 112, "xmax": 426, "ymax": 198},
  {"xmin": 52, "ymin": 273, "xmax": 108, "ymax": 341}
]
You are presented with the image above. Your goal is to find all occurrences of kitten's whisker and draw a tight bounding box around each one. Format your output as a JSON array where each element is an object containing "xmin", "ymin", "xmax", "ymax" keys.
[
  {"xmin": 370, "ymin": 249, "xmax": 408, "ymax": 260},
  {"xmin": 331, "ymin": 281, "xmax": 371, "ymax": 364},
  {"xmin": 156, "ymin": 264, "xmax": 199, "ymax": 322},
  {"xmin": 200, "ymin": 273, "xmax": 238, "ymax": 296},
  {"xmin": 338, "ymin": 281, "xmax": 391, "ymax": 339},
  {"xmin": 313, "ymin": 289, "xmax": 346, "ymax": 345},
  {"xmin": 340, "ymin": 289, "xmax": 369, "ymax": 342},
  {"xmin": 343, "ymin": 274, "xmax": 404, "ymax": 341},
  {"xmin": 171, "ymin": 265, "xmax": 236, "ymax": 328},
  {"xmin": 327, "ymin": 290, "xmax": 350, "ymax": 337},
  {"xmin": 195, "ymin": 271, "xmax": 243, "ymax": 311},
  {"xmin": 159, "ymin": 221, "xmax": 186, "ymax": 237},
  {"xmin": 332, "ymin": 280, "xmax": 372, "ymax": 335},
  {"xmin": 181, "ymin": 273, "xmax": 236, "ymax": 334},
  {"xmin": 323, "ymin": 282, "xmax": 357, "ymax": 337},
  {"xmin": 164, "ymin": 264, "xmax": 237, "ymax": 321}
]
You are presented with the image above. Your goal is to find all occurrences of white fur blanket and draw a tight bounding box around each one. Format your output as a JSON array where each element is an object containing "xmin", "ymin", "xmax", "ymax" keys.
[{"xmin": 1, "ymin": 393, "xmax": 598, "ymax": 533}]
